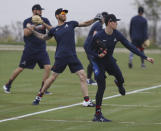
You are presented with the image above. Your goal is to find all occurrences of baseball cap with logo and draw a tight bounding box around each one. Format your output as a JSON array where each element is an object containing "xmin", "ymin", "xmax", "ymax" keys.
[
  {"xmin": 105, "ymin": 14, "xmax": 120, "ymax": 25},
  {"xmin": 32, "ymin": 4, "xmax": 44, "ymax": 11},
  {"xmin": 55, "ymin": 8, "xmax": 68, "ymax": 16}
]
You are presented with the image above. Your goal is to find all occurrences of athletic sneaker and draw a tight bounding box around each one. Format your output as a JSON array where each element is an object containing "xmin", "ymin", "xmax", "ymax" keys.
[
  {"xmin": 82, "ymin": 100, "xmax": 96, "ymax": 107},
  {"xmin": 32, "ymin": 96, "xmax": 41, "ymax": 105},
  {"xmin": 128, "ymin": 63, "xmax": 133, "ymax": 69},
  {"xmin": 114, "ymin": 80, "xmax": 126, "ymax": 96},
  {"xmin": 44, "ymin": 91, "xmax": 52, "ymax": 95},
  {"xmin": 87, "ymin": 79, "xmax": 97, "ymax": 86},
  {"xmin": 3, "ymin": 85, "xmax": 11, "ymax": 93},
  {"xmin": 92, "ymin": 112, "xmax": 111, "ymax": 122}
]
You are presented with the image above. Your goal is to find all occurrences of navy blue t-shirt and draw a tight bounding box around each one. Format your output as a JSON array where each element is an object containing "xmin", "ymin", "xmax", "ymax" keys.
[
  {"xmin": 48, "ymin": 21, "xmax": 79, "ymax": 58},
  {"xmin": 23, "ymin": 17, "xmax": 51, "ymax": 52},
  {"xmin": 130, "ymin": 15, "xmax": 148, "ymax": 43},
  {"xmin": 84, "ymin": 21, "xmax": 103, "ymax": 51},
  {"xmin": 88, "ymin": 29, "xmax": 147, "ymax": 59}
]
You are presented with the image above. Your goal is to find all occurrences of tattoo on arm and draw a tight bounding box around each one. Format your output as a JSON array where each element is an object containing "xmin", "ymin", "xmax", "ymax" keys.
[{"xmin": 32, "ymin": 30, "xmax": 52, "ymax": 40}]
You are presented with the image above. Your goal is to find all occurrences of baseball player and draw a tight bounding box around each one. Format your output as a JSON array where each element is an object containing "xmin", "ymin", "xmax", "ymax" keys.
[
  {"xmin": 3, "ymin": 4, "xmax": 52, "ymax": 95},
  {"xmin": 84, "ymin": 12, "xmax": 108, "ymax": 86},
  {"xmin": 28, "ymin": 8, "xmax": 102, "ymax": 106},
  {"xmin": 128, "ymin": 6, "xmax": 148, "ymax": 68},
  {"xmin": 87, "ymin": 14, "xmax": 154, "ymax": 122}
]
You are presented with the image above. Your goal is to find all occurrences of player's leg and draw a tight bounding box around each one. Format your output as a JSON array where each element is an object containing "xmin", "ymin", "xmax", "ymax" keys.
[
  {"xmin": 32, "ymin": 71, "xmax": 59, "ymax": 105},
  {"xmin": 140, "ymin": 49, "xmax": 145, "ymax": 68},
  {"xmin": 40, "ymin": 65, "xmax": 52, "ymax": 94},
  {"xmin": 32, "ymin": 58, "xmax": 66, "ymax": 105},
  {"xmin": 69, "ymin": 56, "xmax": 95, "ymax": 107},
  {"xmin": 91, "ymin": 60, "xmax": 111, "ymax": 122},
  {"xmin": 76, "ymin": 69, "xmax": 88, "ymax": 96},
  {"xmin": 128, "ymin": 51, "xmax": 133, "ymax": 68},
  {"xmin": 76, "ymin": 69, "xmax": 95, "ymax": 107},
  {"xmin": 37, "ymin": 51, "xmax": 52, "ymax": 94},
  {"xmin": 87, "ymin": 61, "xmax": 97, "ymax": 85},
  {"xmin": 3, "ymin": 67, "xmax": 24, "ymax": 93},
  {"xmin": 108, "ymin": 60, "xmax": 125, "ymax": 95}
]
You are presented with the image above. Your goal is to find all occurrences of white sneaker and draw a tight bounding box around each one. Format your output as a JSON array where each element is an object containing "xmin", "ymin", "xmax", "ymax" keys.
[
  {"xmin": 3, "ymin": 85, "xmax": 11, "ymax": 93},
  {"xmin": 82, "ymin": 100, "xmax": 96, "ymax": 107}
]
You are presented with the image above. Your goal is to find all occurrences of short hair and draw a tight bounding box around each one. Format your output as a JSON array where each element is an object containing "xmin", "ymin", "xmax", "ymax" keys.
[{"xmin": 138, "ymin": 6, "xmax": 144, "ymax": 14}]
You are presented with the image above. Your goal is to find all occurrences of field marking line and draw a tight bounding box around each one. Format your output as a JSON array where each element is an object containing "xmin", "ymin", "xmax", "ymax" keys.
[{"xmin": 0, "ymin": 84, "xmax": 161, "ymax": 123}]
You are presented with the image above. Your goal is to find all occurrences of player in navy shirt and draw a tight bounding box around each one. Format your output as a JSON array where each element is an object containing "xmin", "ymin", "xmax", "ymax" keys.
[
  {"xmin": 87, "ymin": 14, "xmax": 154, "ymax": 122},
  {"xmin": 3, "ymin": 4, "xmax": 52, "ymax": 95},
  {"xmin": 29, "ymin": 8, "xmax": 102, "ymax": 106},
  {"xmin": 128, "ymin": 6, "xmax": 148, "ymax": 68},
  {"xmin": 84, "ymin": 12, "xmax": 108, "ymax": 86}
]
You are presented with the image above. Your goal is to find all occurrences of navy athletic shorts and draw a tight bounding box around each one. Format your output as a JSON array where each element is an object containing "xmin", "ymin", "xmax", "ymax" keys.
[
  {"xmin": 51, "ymin": 55, "xmax": 83, "ymax": 73},
  {"xmin": 19, "ymin": 50, "xmax": 50, "ymax": 69}
]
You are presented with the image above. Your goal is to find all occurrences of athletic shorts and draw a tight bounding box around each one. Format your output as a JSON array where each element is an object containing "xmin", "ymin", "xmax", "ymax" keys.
[
  {"xmin": 51, "ymin": 55, "xmax": 83, "ymax": 73},
  {"xmin": 19, "ymin": 50, "xmax": 50, "ymax": 69}
]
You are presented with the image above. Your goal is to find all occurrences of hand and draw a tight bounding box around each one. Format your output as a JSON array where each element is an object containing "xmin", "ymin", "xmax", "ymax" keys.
[
  {"xmin": 26, "ymin": 23, "xmax": 35, "ymax": 31},
  {"xmin": 94, "ymin": 13, "xmax": 103, "ymax": 21},
  {"xmin": 32, "ymin": 15, "xmax": 44, "ymax": 25},
  {"xmin": 146, "ymin": 57, "xmax": 154, "ymax": 64}
]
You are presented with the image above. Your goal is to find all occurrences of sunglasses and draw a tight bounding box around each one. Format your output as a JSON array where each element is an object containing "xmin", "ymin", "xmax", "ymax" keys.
[{"xmin": 60, "ymin": 11, "xmax": 66, "ymax": 15}]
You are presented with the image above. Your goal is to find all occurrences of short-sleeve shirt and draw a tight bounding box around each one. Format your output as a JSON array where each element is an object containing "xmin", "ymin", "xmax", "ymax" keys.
[
  {"xmin": 23, "ymin": 17, "xmax": 51, "ymax": 52},
  {"xmin": 48, "ymin": 21, "xmax": 79, "ymax": 58}
]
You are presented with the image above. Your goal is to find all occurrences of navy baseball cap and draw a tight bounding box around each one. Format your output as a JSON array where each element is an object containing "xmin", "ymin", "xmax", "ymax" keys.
[
  {"xmin": 32, "ymin": 4, "xmax": 44, "ymax": 11},
  {"xmin": 55, "ymin": 8, "xmax": 68, "ymax": 16},
  {"xmin": 105, "ymin": 14, "xmax": 120, "ymax": 24},
  {"xmin": 102, "ymin": 12, "xmax": 108, "ymax": 18}
]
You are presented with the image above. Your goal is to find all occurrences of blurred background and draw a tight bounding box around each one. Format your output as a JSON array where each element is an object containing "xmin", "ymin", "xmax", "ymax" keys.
[{"xmin": 0, "ymin": 0, "xmax": 161, "ymax": 48}]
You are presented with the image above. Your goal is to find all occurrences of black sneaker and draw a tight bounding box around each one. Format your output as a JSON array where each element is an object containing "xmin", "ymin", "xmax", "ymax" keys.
[
  {"xmin": 114, "ymin": 80, "xmax": 126, "ymax": 96},
  {"xmin": 32, "ymin": 96, "xmax": 41, "ymax": 105},
  {"xmin": 128, "ymin": 63, "xmax": 133, "ymax": 69},
  {"xmin": 3, "ymin": 85, "xmax": 11, "ymax": 93},
  {"xmin": 92, "ymin": 112, "xmax": 111, "ymax": 122},
  {"xmin": 44, "ymin": 91, "xmax": 52, "ymax": 95},
  {"xmin": 87, "ymin": 79, "xmax": 97, "ymax": 86}
]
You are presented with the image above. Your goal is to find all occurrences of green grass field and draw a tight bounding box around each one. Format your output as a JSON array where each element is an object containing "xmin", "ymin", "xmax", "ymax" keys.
[{"xmin": 0, "ymin": 50, "xmax": 161, "ymax": 131}]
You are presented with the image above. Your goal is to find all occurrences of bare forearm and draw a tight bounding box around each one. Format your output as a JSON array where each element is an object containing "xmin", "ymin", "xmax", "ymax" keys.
[
  {"xmin": 32, "ymin": 30, "xmax": 51, "ymax": 40},
  {"xmin": 42, "ymin": 22, "xmax": 52, "ymax": 31},
  {"xmin": 78, "ymin": 19, "xmax": 96, "ymax": 27}
]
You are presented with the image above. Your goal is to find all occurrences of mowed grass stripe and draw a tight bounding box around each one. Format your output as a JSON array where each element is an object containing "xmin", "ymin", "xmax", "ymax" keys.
[{"xmin": 0, "ymin": 84, "xmax": 161, "ymax": 123}]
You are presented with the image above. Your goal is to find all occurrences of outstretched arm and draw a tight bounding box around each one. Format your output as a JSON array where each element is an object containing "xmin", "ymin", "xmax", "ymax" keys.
[
  {"xmin": 78, "ymin": 13, "xmax": 102, "ymax": 27},
  {"xmin": 117, "ymin": 31, "xmax": 154, "ymax": 64}
]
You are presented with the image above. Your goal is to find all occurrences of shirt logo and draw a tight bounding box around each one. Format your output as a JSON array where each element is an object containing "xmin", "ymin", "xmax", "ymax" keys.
[
  {"xmin": 103, "ymin": 40, "xmax": 107, "ymax": 42},
  {"xmin": 114, "ymin": 38, "xmax": 117, "ymax": 42},
  {"xmin": 56, "ymin": 28, "xmax": 59, "ymax": 31},
  {"xmin": 65, "ymin": 24, "xmax": 68, "ymax": 28},
  {"xmin": 21, "ymin": 61, "xmax": 26, "ymax": 65}
]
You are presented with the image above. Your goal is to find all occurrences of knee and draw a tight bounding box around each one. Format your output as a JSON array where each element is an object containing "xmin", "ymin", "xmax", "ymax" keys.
[
  {"xmin": 79, "ymin": 71, "xmax": 87, "ymax": 82},
  {"xmin": 17, "ymin": 67, "xmax": 24, "ymax": 72},
  {"xmin": 44, "ymin": 65, "xmax": 51, "ymax": 71}
]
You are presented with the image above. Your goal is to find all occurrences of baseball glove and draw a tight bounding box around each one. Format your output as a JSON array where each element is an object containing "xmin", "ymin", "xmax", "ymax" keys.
[
  {"xmin": 94, "ymin": 39, "xmax": 107, "ymax": 54},
  {"xmin": 142, "ymin": 39, "xmax": 150, "ymax": 48},
  {"xmin": 32, "ymin": 15, "xmax": 44, "ymax": 25}
]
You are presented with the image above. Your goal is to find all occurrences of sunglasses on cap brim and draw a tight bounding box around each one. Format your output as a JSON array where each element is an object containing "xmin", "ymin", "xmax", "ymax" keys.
[{"xmin": 60, "ymin": 11, "xmax": 67, "ymax": 15}]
